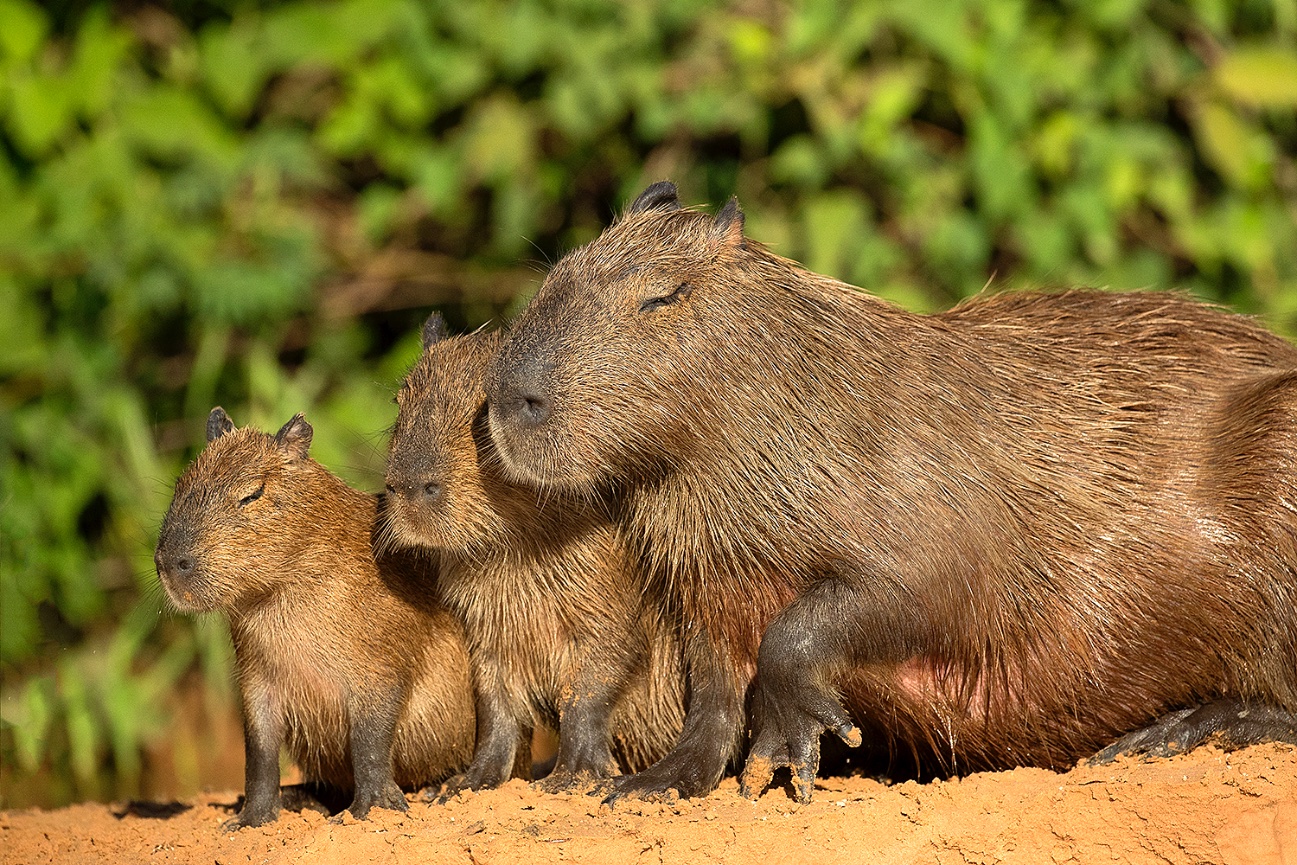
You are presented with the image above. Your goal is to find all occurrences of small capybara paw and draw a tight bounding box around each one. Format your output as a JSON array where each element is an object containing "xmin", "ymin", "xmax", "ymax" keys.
[
  {"xmin": 534, "ymin": 768, "xmax": 613, "ymax": 794},
  {"xmin": 220, "ymin": 808, "xmax": 278, "ymax": 832},
  {"xmin": 434, "ymin": 766, "xmax": 504, "ymax": 804},
  {"xmin": 601, "ymin": 750, "xmax": 718, "ymax": 806},
  {"xmin": 347, "ymin": 782, "xmax": 408, "ymax": 820}
]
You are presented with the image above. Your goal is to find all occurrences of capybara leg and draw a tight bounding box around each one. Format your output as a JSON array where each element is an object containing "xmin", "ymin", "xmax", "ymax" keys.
[
  {"xmin": 740, "ymin": 578, "xmax": 917, "ymax": 804},
  {"xmin": 1091, "ymin": 700, "xmax": 1297, "ymax": 764},
  {"xmin": 345, "ymin": 692, "xmax": 407, "ymax": 820},
  {"xmin": 222, "ymin": 699, "xmax": 283, "ymax": 831},
  {"xmin": 603, "ymin": 631, "xmax": 744, "ymax": 804},
  {"xmin": 438, "ymin": 686, "xmax": 524, "ymax": 801},
  {"xmin": 537, "ymin": 645, "xmax": 637, "ymax": 792}
]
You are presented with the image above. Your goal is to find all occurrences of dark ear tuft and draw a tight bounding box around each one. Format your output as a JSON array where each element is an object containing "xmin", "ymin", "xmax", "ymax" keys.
[
  {"xmin": 274, "ymin": 413, "xmax": 313, "ymax": 462},
  {"xmin": 422, "ymin": 312, "xmax": 449, "ymax": 350},
  {"xmin": 207, "ymin": 407, "xmax": 235, "ymax": 443},
  {"xmin": 714, "ymin": 196, "xmax": 744, "ymax": 246},
  {"xmin": 629, "ymin": 181, "xmax": 681, "ymax": 215}
]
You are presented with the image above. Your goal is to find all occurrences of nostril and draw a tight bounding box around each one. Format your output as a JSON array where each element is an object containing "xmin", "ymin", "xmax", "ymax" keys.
[
  {"xmin": 508, "ymin": 391, "xmax": 550, "ymax": 427},
  {"xmin": 385, "ymin": 483, "xmax": 396, "ymax": 495},
  {"xmin": 175, "ymin": 556, "xmax": 195, "ymax": 575},
  {"xmin": 422, "ymin": 481, "xmax": 443, "ymax": 500}
]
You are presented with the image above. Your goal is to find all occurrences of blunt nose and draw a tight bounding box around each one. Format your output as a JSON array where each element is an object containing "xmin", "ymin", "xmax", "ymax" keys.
[
  {"xmin": 496, "ymin": 389, "xmax": 551, "ymax": 429},
  {"xmin": 155, "ymin": 546, "xmax": 196, "ymax": 579},
  {"xmin": 385, "ymin": 478, "xmax": 444, "ymax": 502}
]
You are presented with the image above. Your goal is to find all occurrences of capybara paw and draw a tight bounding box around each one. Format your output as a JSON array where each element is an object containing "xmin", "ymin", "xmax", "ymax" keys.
[
  {"xmin": 1091, "ymin": 701, "xmax": 1297, "ymax": 765},
  {"xmin": 347, "ymin": 782, "xmax": 408, "ymax": 819},
  {"xmin": 534, "ymin": 766, "xmax": 616, "ymax": 794},
  {"xmin": 741, "ymin": 688, "xmax": 861, "ymax": 803},
  {"xmin": 434, "ymin": 767, "xmax": 504, "ymax": 804},
  {"xmin": 601, "ymin": 751, "xmax": 719, "ymax": 805},
  {"xmin": 220, "ymin": 807, "xmax": 278, "ymax": 832}
]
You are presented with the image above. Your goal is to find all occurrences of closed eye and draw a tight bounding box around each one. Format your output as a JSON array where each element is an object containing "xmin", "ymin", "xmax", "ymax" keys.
[
  {"xmin": 239, "ymin": 485, "xmax": 265, "ymax": 507},
  {"xmin": 639, "ymin": 281, "xmax": 692, "ymax": 312}
]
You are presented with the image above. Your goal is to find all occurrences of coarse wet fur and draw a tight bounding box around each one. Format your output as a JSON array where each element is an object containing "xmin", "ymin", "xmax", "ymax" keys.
[
  {"xmin": 485, "ymin": 181, "xmax": 1297, "ymax": 803},
  {"xmin": 154, "ymin": 409, "xmax": 475, "ymax": 829},
  {"xmin": 380, "ymin": 317, "xmax": 686, "ymax": 795}
]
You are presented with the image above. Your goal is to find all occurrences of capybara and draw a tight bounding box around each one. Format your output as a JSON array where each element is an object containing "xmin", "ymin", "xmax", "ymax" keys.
[
  {"xmin": 380, "ymin": 315, "xmax": 685, "ymax": 794},
  {"xmin": 154, "ymin": 408, "xmax": 475, "ymax": 828},
  {"xmin": 485, "ymin": 181, "xmax": 1297, "ymax": 803}
]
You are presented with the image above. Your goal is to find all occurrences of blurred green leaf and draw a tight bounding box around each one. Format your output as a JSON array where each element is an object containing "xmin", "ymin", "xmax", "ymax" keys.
[
  {"xmin": 1214, "ymin": 46, "xmax": 1297, "ymax": 107},
  {"xmin": 0, "ymin": 0, "xmax": 47, "ymax": 65}
]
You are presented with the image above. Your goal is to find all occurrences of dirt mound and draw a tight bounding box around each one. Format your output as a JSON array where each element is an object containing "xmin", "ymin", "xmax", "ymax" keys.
[{"xmin": 2, "ymin": 743, "xmax": 1293, "ymax": 865}]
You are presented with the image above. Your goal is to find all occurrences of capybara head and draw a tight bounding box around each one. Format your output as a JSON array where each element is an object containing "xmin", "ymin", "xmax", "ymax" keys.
[
  {"xmin": 155, "ymin": 408, "xmax": 317, "ymax": 613},
  {"xmin": 486, "ymin": 181, "xmax": 750, "ymax": 490},
  {"xmin": 383, "ymin": 315, "xmax": 513, "ymax": 554}
]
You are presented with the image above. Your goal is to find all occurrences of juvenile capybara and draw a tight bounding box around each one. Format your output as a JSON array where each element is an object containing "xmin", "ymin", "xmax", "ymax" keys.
[
  {"xmin": 485, "ymin": 181, "xmax": 1297, "ymax": 803},
  {"xmin": 380, "ymin": 316, "xmax": 685, "ymax": 794},
  {"xmin": 154, "ymin": 408, "xmax": 475, "ymax": 828}
]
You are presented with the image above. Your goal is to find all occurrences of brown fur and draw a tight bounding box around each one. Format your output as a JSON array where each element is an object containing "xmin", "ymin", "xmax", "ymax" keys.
[
  {"xmin": 155, "ymin": 411, "xmax": 475, "ymax": 824},
  {"xmin": 381, "ymin": 324, "xmax": 685, "ymax": 790},
  {"xmin": 485, "ymin": 184, "xmax": 1297, "ymax": 797}
]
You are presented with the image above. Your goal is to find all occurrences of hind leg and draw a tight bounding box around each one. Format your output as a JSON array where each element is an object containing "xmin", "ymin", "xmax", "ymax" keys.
[{"xmin": 1091, "ymin": 700, "xmax": 1297, "ymax": 764}]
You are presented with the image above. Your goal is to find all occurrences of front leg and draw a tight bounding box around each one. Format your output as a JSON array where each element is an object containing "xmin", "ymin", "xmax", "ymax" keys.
[
  {"xmin": 740, "ymin": 576, "xmax": 920, "ymax": 804},
  {"xmin": 438, "ymin": 661, "xmax": 524, "ymax": 800},
  {"xmin": 224, "ymin": 685, "xmax": 283, "ymax": 831},
  {"xmin": 604, "ymin": 628, "xmax": 744, "ymax": 803},
  {"xmin": 537, "ymin": 638, "xmax": 641, "ymax": 792},
  {"xmin": 346, "ymin": 684, "xmax": 408, "ymax": 820}
]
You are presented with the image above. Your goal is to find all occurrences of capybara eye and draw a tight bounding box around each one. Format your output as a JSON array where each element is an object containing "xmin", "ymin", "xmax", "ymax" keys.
[
  {"xmin": 639, "ymin": 281, "xmax": 693, "ymax": 313},
  {"xmin": 238, "ymin": 484, "xmax": 265, "ymax": 507}
]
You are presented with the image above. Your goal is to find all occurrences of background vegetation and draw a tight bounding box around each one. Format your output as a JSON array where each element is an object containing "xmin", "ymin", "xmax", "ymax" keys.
[{"xmin": 2, "ymin": 0, "xmax": 1295, "ymax": 808}]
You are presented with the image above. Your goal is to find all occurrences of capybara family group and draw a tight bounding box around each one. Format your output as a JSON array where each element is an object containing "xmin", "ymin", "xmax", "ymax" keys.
[{"xmin": 156, "ymin": 182, "xmax": 1297, "ymax": 826}]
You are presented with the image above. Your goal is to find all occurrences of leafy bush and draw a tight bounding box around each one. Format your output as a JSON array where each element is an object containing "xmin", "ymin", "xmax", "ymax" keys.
[{"xmin": 2, "ymin": 0, "xmax": 1295, "ymax": 806}]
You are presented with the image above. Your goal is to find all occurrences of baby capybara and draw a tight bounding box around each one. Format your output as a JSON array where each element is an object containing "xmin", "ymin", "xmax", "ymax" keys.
[
  {"xmin": 381, "ymin": 316, "xmax": 685, "ymax": 794},
  {"xmin": 486, "ymin": 181, "xmax": 1297, "ymax": 803},
  {"xmin": 155, "ymin": 408, "xmax": 475, "ymax": 828}
]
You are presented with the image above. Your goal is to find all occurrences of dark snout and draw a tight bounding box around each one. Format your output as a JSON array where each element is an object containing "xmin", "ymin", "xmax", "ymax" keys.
[
  {"xmin": 154, "ymin": 546, "xmax": 197, "ymax": 582},
  {"xmin": 494, "ymin": 389, "xmax": 551, "ymax": 429},
  {"xmin": 384, "ymin": 474, "xmax": 444, "ymax": 504},
  {"xmin": 154, "ymin": 529, "xmax": 207, "ymax": 610},
  {"xmin": 384, "ymin": 447, "xmax": 446, "ymax": 510},
  {"xmin": 487, "ymin": 354, "xmax": 555, "ymax": 433}
]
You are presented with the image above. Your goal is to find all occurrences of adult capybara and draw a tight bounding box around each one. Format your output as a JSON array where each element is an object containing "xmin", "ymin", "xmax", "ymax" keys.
[
  {"xmin": 380, "ymin": 316, "xmax": 685, "ymax": 794},
  {"xmin": 155, "ymin": 408, "xmax": 475, "ymax": 828},
  {"xmin": 485, "ymin": 181, "xmax": 1297, "ymax": 803}
]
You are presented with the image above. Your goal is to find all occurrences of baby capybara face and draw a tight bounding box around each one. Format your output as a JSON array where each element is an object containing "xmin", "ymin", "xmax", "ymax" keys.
[
  {"xmin": 155, "ymin": 408, "xmax": 314, "ymax": 613},
  {"xmin": 383, "ymin": 318, "xmax": 511, "ymax": 555},
  {"xmin": 487, "ymin": 182, "xmax": 744, "ymax": 491}
]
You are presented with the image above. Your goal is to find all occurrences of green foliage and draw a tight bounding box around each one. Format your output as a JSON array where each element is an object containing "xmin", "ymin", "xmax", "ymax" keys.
[{"xmin": 2, "ymin": 0, "xmax": 1295, "ymax": 806}]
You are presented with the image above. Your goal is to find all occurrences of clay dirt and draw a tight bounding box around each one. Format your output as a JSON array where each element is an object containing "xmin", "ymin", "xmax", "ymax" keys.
[{"xmin": 2, "ymin": 743, "xmax": 1294, "ymax": 864}]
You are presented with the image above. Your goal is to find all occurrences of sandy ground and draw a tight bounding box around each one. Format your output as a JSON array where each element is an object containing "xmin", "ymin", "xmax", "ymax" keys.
[{"xmin": 2, "ymin": 743, "xmax": 1294, "ymax": 865}]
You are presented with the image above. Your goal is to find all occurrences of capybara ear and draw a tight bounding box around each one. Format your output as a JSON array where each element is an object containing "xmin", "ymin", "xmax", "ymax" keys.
[
  {"xmin": 628, "ymin": 181, "xmax": 681, "ymax": 215},
  {"xmin": 274, "ymin": 413, "xmax": 314, "ymax": 462},
  {"xmin": 422, "ymin": 312, "xmax": 449, "ymax": 350},
  {"xmin": 207, "ymin": 407, "xmax": 235, "ymax": 443},
  {"xmin": 713, "ymin": 196, "xmax": 744, "ymax": 248}
]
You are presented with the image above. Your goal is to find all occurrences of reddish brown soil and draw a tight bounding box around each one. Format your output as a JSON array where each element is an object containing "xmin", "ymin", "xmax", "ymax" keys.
[{"xmin": 3, "ymin": 744, "xmax": 1293, "ymax": 865}]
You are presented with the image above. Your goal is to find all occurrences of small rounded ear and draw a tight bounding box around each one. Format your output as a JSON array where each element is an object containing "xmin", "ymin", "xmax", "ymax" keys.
[
  {"xmin": 422, "ymin": 312, "xmax": 448, "ymax": 350},
  {"xmin": 207, "ymin": 407, "xmax": 235, "ymax": 443},
  {"xmin": 628, "ymin": 181, "xmax": 681, "ymax": 214},
  {"xmin": 713, "ymin": 196, "xmax": 744, "ymax": 248},
  {"xmin": 274, "ymin": 413, "xmax": 313, "ymax": 462}
]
